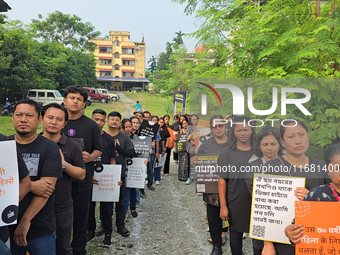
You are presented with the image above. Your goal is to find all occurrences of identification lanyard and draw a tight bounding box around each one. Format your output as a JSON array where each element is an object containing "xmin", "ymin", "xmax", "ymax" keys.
[{"xmin": 330, "ymin": 183, "xmax": 340, "ymax": 202}]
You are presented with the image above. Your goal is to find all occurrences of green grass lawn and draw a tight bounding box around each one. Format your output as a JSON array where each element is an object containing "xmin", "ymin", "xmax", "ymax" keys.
[
  {"xmin": 0, "ymin": 101, "xmax": 125, "ymax": 136},
  {"xmin": 124, "ymin": 92, "xmax": 189, "ymax": 118}
]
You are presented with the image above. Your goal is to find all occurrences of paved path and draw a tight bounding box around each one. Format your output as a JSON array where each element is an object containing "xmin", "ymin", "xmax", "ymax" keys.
[{"xmin": 116, "ymin": 92, "xmax": 136, "ymax": 118}]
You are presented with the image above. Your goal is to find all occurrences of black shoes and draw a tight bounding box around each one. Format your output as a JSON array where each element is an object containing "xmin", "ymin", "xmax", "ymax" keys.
[
  {"xmin": 140, "ymin": 189, "xmax": 146, "ymax": 198},
  {"xmin": 102, "ymin": 234, "xmax": 111, "ymax": 248},
  {"xmin": 131, "ymin": 210, "xmax": 138, "ymax": 218},
  {"xmin": 95, "ymin": 226, "xmax": 104, "ymax": 236},
  {"xmin": 211, "ymin": 246, "xmax": 223, "ymax": 255},
  {"xmin": 86, "ymin": 230, "xmax": 95, "ymax": 242},
  {"xmin": 147, "ymin": 185, "xmax": 156, "ymax": 191},
  {"xmin": 117, "ymin": 225, "xmax": 130, "ymax": 237}
]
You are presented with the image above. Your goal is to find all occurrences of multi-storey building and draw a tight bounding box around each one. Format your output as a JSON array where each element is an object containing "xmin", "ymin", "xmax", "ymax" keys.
[{"xmin": 89, "ymin": 31, "xmax": 149, "ymax": 91}]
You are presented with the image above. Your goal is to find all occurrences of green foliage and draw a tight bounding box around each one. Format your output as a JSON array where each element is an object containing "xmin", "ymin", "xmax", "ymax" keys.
[
  {"xmin": 0, "ymin": 15, "xmax": 97, "ymax": 97},
  {"xmin": 148, "ymin": 55, "xmax": 157, "ymax": 74},
  {"xmin": 30, "ymin": 11, "xmax": 101, "ymax": 52}
]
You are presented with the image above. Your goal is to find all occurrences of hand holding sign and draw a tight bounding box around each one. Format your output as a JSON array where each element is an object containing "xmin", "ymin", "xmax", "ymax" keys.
[{"xmin": 285, "ymin": 224, "xmax": 304, "ymax": 244}]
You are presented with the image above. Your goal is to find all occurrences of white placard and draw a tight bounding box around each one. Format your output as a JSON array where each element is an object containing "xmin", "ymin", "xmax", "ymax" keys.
[
  {"xmin": 92, "ymin": 164, "xmax": 121, "ymax": 202},
  {"xmin": 249, "ymin": 174, "xmax": 305, "ymax": 244},
  {"xmin": 154, "ymin": 153, "xmax": 167, "ymax": 168},
  {"xmin": 126, "ymin": 158, "xmax": 147, "ymax": 189},
  {"xmin": 0, "ymin": 140, "xmax": 19, "ymax": 227}
]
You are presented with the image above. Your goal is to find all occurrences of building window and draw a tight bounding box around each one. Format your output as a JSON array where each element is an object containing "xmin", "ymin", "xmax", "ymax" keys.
[
  {"xmin": 114, "ymin": 64, "xmax": 120, "ymax": 70},
  {"xmin": 122, "ymin": 48, "xmax": 134, "ymax": 54},
  {"xmin": 99, "ymin": 59, "xmax": 112, "ymax": 65},
  {"xmin": 114, "ymin": 52, "xmax": 120, "ymax": 58},
  {"xmin": 122, "ymin": 60, "xmax": 135, "ymax": 66},
  {"xmin": 122, "ymin": 72, "xmax": 134, "ymax": 77},
  {"xmin": 100, "ymin": 71, "xmax": 112, "ymax": 76},
  {"xmin": 114, "ymin": 40, "xmax": 120, "ymax": 46},
  {"xmin": 99, "ymin": 47, "xmax": 112, "ymax": 53}
]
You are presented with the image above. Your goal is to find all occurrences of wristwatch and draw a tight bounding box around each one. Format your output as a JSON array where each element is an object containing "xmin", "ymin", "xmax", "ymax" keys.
[{"xmin": 62, "ymin": 162, "xmax": 69, "ymax": 171}]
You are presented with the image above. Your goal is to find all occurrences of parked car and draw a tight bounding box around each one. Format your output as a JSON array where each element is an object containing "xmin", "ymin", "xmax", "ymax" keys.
[
  {"xmin": 97, "ymin": 88, "xmax": 119, "ymax": 102},
  {"xmin": 27, "ymin": 89, "xmax": 64, "ymax": 106},
  {"xmin": 84, "ymin": 87, "xmax": 110, "ymax": 103}
]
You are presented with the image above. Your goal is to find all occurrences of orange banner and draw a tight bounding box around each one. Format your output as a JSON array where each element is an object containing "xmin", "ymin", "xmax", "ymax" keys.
[{"xmin": 295, "ymin": 201, "xmax": 340, "ymax": 255}]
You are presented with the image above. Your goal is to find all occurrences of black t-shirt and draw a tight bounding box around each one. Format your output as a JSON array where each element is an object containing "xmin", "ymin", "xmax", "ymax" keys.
[
  {"xmin": 266, "ymin": 156, "xmax": 329, "ymax": 190},
  {"xmin": 62, "ymin": 115, "xmax": 103, "ymax": 192},
  {"xmin": 217, "ymin": 147, "xmax": 254, "ymax": 233},
  {"xmin": 93, "ymin": 131, "xmax": 116, "ymax": 167},
  {"xmin": 111, "ymin": 132, "xmax": 134, "ymax": 178},
  {"xmin": 159, "ymin": 128, "xmax": 170, "ymax": 143},
  {"xmin": 264, "ymin": 156, "xmax": 329, "ymax": 255},
  {"xmin": 55, "ymin": 133, "xmax": 85, "ymax": 213},
  {"xmin": 8, "ymin": 135, "xmax": 62, "ymax": 240},
  {"xmin": 0, "ymin": 134, "xmax": 29, "ymax": 242}
]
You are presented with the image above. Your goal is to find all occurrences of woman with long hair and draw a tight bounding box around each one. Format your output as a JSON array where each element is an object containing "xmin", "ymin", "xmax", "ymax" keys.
[
  {"xmin": 121, "ymin": 118, "xmax": 138, "ymax": 218},
  {"xmin": 176, "ymin": 117, "xmax": 190, "ymax": 181},
  {"xmin": 245, "ymin": 127, "xmax": 283, "ymax": 255},
  {"xmin": 259, "ymin": 119, "xmax": 329, "ymax": 255},
  {"xmin": 163, "ymin": 114, "xmax": 172, "ymax": 176},
  {"xmin": 185, "ymin": 114, "xmax": 200, "ymax": 184}
]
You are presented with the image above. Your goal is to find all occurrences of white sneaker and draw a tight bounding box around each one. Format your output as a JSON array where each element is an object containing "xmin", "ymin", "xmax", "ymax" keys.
[
  {"xmin": 145, "ymin": 180, "xmax": 148, "ymax": 185},
  {"xmin": 155, "ymin": 181, "xmax": 160, "ymax": 185}
]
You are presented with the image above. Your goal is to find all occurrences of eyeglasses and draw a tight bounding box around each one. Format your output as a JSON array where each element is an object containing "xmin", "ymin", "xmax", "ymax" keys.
[{"xmin": 212, "ymin": 124, "xmax": 225, "ymax": 129}]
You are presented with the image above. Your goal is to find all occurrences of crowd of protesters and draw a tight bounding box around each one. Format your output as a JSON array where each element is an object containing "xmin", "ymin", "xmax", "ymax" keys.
[{"xmin": 0, "ymin": 85, "xmax": 339, "ymax": 255}]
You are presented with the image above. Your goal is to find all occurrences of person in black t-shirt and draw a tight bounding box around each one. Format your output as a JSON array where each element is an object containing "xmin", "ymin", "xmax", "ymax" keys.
[
  {"xmin": 9, "ymin": 99, "xmax": 62, "ymax": 255},
  {"xmin": 40, "ymin": 103, "xmax": 86, "ymax": 255},
  {"xmin": 107, "ymin": 111, "xmax": 134, "ymax": 237},
  {"xmin": 88, "ymin": 109, "xmax": 121, "ymax": 248},
  {"xmin": 0, "ymin": 133, "xmax": 30, "ymax": 255},
  {"xmin": 62, "ymin": 86, "xmax": 102, "ymax": 255},
  {"xmin": 217, "ymin": 116, "xmax": 256, "ymax": 255}
]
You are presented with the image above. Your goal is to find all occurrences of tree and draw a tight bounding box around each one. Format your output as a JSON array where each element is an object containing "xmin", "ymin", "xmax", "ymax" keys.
[
  {"xmin": 173, "ymin": 30, "xmax": 185, "ymax": 46},
  {"xmin": 166, "ymin": 42, "xmax": 173, "ymax": 55},
  {"xmin": 156, "ymin": 52, "xmax": 171, "ymax": 71},
  {"xmin": 148, "ymin": 55, "xmax": 157, "ymax": 74},
  {"xmin": 30, "ymin": 11, "xmax": 101, "ymax": 52}
]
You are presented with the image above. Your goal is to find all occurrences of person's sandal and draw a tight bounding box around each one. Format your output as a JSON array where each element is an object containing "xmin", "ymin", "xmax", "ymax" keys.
[{"xmin": 221, "ymin": 235, "xmax": 227, "ymax": 246}]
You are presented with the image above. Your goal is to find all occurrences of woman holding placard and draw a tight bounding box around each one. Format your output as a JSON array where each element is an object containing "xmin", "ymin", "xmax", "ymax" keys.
[
  {"xmin": 245, "ymin": 127, "xmax": 283, "ymax": 255},
  {"xmin": 259, "ymin": 119, "xmax": 329, "ymax": 255},
  {"xmin": 285, "ymin": 144, "xmax": 340, "ymax": 246},
  {"xmin": 176, "ymin": 117, "xmax": 190, "ymax": 181}
]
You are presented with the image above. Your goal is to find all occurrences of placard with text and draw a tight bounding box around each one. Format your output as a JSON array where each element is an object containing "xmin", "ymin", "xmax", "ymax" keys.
[
  {"xmin": 249, "ymin": 174, "xmax": 305, "ymax": 244},
  {"xmin": 295, "ymin": 201, "xmax": 340, "ymax": 255},
  {"xmin": 126, "ymin": 158, "xmax": 147, "ymax": 189},
  {"xmin": 92, "ymin": 164, "xmax": 121, "ymax": 202},
  {"xmin": 195, "ymin": 154, "xmax": 219, "ymax": 193},
  {"xmin": 0, "ymin": 141, "xmax": 19, "ymax": 227}
]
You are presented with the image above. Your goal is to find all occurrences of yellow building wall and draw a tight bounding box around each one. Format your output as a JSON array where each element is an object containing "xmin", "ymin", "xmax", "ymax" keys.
[{"xmin": 89, "ymin": 31, "xmax": 145, "ymax": 80}]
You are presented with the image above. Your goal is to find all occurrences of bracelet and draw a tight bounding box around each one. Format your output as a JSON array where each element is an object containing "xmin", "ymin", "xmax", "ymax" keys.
[{"xmin": 62, "ymin": 162, "xmax": 69, "ymax": 171}]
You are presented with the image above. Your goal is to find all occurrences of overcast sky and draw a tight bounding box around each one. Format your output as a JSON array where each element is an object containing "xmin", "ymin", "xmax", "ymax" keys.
[{"xmin": 6, "ymin": 0, "xmax": 198, "ymax": 67}]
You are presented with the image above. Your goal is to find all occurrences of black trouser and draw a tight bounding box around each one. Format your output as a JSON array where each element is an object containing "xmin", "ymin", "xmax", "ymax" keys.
[
  {"xmin": 163, "ymin": 147, "xmax": 172, "ymax": 174},
  {"xmin": 207, "ymin": 203, "xmax": 222, "ymax": 247},
  {"xmin": 114, "ymin": 178, "xmax": 126, "ymax": 228},
  {"xmin": 88, "ymin": 199, "xmax": 96, "ymax": 232},
  {"xmin": 173, "ymin": 152, "xmax": 178, "ymax": 161},
  {"xmin": 71, "ymin": 189, "xmax": 91, "ymax": 255},
  {"xmin": 229, "ymin": 227, "xmax": 243, "ymax": 255},
  {"xmin": 100, "ymin": 202, "xmax": 113, "ymax": 235}
]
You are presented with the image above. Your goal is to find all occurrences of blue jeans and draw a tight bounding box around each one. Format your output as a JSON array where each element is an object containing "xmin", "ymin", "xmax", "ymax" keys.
[
  {"xmin": 136, "ymin": 189, "xmax": 140, "ymax": 205},
  {"xmin": 147, "ymin": 154, "xmax": 156, "ymax": 186},
  {"xmin": 154, "ymin": 167, "xmax": 161, "ymax": 181},
  {"xmin": 55, "ymin": 208, "xmax": 73, "ymax": 255},
  {"xmin": 0, "ymin": 239, "xmax": 11, "ymax": 255},
  {"xmin": 124, "ymin": 187, "xmax": 137, "ymax": 213},
  {"xmin": 11, "ymin": 233, "xmax": 56, "ymax": 255}
]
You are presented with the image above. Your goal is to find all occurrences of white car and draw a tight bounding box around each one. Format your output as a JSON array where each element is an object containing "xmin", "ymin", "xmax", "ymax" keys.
[
  {"xmin": 97, "ymin": 89, "xmax": 119, "ymax": 101},
  {"xmin": 27, "ymin": 89, "xmax": 64, "ymax": 106}
]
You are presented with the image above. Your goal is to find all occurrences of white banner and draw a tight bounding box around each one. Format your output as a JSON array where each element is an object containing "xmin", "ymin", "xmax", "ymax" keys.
[
  {"xmin": 126, "ymin": 158, "xmax": 147, "ymax": 189},
  {"xmin": 249, "ymin": 174, "xmax": 305, "ymax": 244},
  {"xmin": 0, "ymin": 141, "xmax": 19, "ymax": 227},
  {"xmin": 92, "ymin": 164, "xmax": 121, "ymax": 202},
  {"xmin": 154, "ymin": 153, "xmax": 167, "ymax": 168}
]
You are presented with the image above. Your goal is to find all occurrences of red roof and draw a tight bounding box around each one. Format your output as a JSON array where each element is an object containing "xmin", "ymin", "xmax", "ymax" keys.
[{"xmin": 195, "ymin": 45, "xmax": 205, "ymax": 52}]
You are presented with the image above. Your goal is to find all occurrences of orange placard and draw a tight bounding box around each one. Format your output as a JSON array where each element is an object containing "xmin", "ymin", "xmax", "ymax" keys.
[
  {"xmin": 167, "ymin": 127, "xmax": 178, "ymax": 149},
  {"xmin": 295, "ymin": 201, "xmax": 340, "ymax": 255}
]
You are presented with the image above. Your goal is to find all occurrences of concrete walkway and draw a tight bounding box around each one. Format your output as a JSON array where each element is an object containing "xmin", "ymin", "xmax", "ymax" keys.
[{"xmin": 115, "ymin": 92, "xmax": 136, "ymax": 118}]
